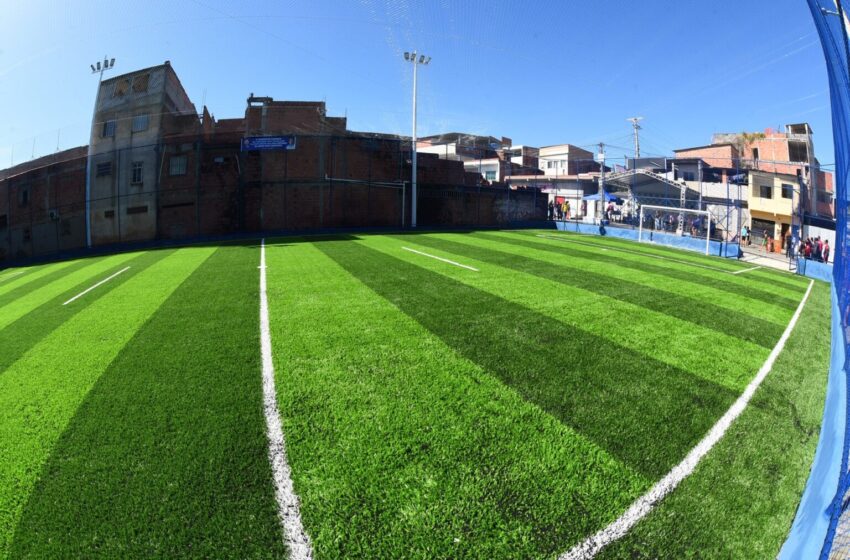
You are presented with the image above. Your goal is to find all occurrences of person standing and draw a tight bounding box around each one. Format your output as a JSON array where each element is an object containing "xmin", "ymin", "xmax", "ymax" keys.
[
  {"xmin": 762, "ymin": 230, "xmax": 769, "ymax": 253},
  {"xmin": 565, "ymin": 200, "xmax": 571, "ymax": 220},
  {"xmin": 548, "ymin": 200, "xmax": 554, "ymax": 220},
  {"xmin": 824, "ymin": 240, "xmax": 831, "ymax": 264}
]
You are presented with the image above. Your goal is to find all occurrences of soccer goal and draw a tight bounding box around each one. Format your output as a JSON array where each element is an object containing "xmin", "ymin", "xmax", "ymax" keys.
[{"xmin": 638, "ymin": 204, "xmax": 713, "ymax": 255}]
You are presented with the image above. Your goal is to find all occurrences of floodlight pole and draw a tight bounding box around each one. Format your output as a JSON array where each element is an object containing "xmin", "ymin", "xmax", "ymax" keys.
[
  {"xmin": 597, "ymin": 143, "xmax": 606, "ymax": 223},
  {"xmin": 85, "ymin": 56, "xmax": 116, "ymax": 249},
  {"xmin": 404, "ymin": 51, "xmax": 430, "ymax": 229},
  {"xmin": 627, "ymin": 117, "xmax": 643, "ymax": 158}
]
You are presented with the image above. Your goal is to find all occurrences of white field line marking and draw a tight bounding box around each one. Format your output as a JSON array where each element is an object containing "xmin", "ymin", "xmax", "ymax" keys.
[
  {"xmin": 62, "ymin": 266, "xmax": 130, "ymax": 305},
  {"xmin": 731, "ymin": 265, "xmax": 762, "ymax": 275},
  {"xmin": 259, "ymin": 239, "xmax": 313, "ymax": 560},
  {"xmin": 535, "ymin": 234, "xmax": 741, "ymax": 274},
  {"xmin": 402, "ymin": 246, "xmax": 479, "ymax": 271},
  {"xmin": 0, "ymin": 270, "xmax": 25, "ymax": 282},
  {"xmin": 559, "ymin": 279, "xmax": 815, "ymax": 560}
]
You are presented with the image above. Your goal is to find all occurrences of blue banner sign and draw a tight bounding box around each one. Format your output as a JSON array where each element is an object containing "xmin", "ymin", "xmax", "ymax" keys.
[{"xmin": 240, "ymin": 136, "xmax": 297, "ymax": 151}]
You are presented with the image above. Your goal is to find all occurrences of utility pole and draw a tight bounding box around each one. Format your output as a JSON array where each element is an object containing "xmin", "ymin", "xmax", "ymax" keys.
[
  {"xmin": 598, "ymin": 142, "xmax": 606, "ymax": 223},
  {"xmin": 85, "ymin": 56, "xmax": 116, "ymax": 248},
  {"xmin": 698, "ymin": 159, "xmax": 703, "ymax": 209},
  {"xmin": 627, "ymin": 116, "xmax": 643, "ymax": 158},
  {"xmin": 403, "ymin": 51, "xmax": 431, "ymax": 228}
]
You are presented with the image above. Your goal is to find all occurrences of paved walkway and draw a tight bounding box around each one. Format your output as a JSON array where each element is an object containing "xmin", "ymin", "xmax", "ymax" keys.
[{"xmin": 739, "ymin": 246, "xmax": 795, "ymax": 273}]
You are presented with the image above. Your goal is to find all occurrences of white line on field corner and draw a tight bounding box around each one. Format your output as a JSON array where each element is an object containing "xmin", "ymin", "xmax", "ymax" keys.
[
  {"xmin": 62, "ymin": 266, "xmax": 131, "ymax": 305},
  {"xmin": 534, "ymin": 234, "xmax": 732, "ymax": 273},
  {"xmin": 0, "ymin": 270, "xmax": 25, "ymax": 282},
  {"xmin": 731, "ymin": 265, "xmax": 762, "ymax": 275},
  {"xmin": 402, "ymin": 246, "xmax": 479, "ymax": 271},
  {"xmin": 559, "ymin": 279, "xmax": 815, "ymax": 560},
  {"xmin": 259, "ymin": 239, "xmax": 313, "ymax": 560},
  {"xmin": 534, "ymin": 234, "xmax": 756, "ymax": 275}
]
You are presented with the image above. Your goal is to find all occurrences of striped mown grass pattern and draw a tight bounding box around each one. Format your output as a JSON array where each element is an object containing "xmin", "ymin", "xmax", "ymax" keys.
[{"xmin": 0, "ymin": 230, "xmax": 830, "ymax": 559}]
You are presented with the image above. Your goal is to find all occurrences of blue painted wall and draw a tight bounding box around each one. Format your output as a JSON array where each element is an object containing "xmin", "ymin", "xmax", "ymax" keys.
[
  {"xmin": 552, "ymin": 220, "xmax": 741, "ymax": 259},
  {"xmin": 780, "ymin": 286, "xmax": 846, "ymax": 559}
]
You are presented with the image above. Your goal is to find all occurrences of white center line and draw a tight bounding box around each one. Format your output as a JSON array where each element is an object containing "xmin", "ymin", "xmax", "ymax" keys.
[
  {"xmin": 402, "ymin": 246, "xmax": 479, "ymax": 271},
  {"xmin": 731, "ymin": 266, "xmax": 762, "ymax": 275},
  {"xmin": 62, "ymin": 266, "xmax": 131, "ymax": 305},
  {"xmin": 259, "ymin": 239, "xmax": 313, "ymax": 560},
  {"xmin": 559, "ymin": 279, "xmax": 815, "ymax": 560}
]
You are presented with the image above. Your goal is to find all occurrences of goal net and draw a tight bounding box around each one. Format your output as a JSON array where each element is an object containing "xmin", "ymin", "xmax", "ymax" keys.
[{"xmin": 638, "ymin": 204, "xmax": 713, "ymax": 255}]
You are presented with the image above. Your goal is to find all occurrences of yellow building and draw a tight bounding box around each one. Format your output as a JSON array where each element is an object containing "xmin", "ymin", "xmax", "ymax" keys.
[{"xmin": 747, "ymin": 170, "xmax": 799, "ymax": 251}]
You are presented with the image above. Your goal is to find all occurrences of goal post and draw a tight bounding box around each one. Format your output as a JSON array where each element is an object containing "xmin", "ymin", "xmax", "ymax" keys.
[{"xmin": 638, "ymin": 204, "xmax": 713, "ymax": 255}]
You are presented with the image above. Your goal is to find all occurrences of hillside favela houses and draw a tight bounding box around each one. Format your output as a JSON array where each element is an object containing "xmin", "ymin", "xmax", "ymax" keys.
[
  {"xmin": 0, "ymin": 62, "xmax": 545, "ymax": 263},
  {"xmin": 0, "ymin": 61, "xmax": 836, "ymax": 263}
]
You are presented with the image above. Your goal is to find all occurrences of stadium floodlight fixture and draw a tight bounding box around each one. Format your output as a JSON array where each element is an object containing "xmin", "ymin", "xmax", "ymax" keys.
[
  {"xmin": 85, "ymin": 55, "xmax": 117, "ymax": 249},
  {"xmin": 403, "ymin": 50, "xmax": 431, "ymax": 228}
]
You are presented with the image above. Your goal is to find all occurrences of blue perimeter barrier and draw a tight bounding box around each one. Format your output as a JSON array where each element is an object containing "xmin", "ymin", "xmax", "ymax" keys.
[
  {"xmin": 797, "ymin": 258, "xmax": 835, "ymax": 284},
  {"xmin": 781, "ymin": 1, "xmax": 848, "ymax": 557},
  {"xmin": 552, "ymin": 220, "xmax": 741, "ymax": 259},
  {"xmin": 780, "ymin": 286, "xmax": 846, "ymax": 558}
]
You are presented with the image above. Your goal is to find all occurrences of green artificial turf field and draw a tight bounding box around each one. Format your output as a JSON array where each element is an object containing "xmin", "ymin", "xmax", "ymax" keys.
[{"xmin": 0, "ymin": 230, "xmax": 831, "ymax": 559}]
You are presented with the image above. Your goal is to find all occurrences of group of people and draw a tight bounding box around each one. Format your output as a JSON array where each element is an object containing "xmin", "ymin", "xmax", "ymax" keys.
[
  {"xmin": 548, "ymin": 200, "xmax": 572, "ymax": 221},
  {"xmin": 741, "ymin": 225, "xmax": 831, "ymax": 264},
  {"xmin": 798, "ymin": 236, "xmax": 830, "ymax": 264}
]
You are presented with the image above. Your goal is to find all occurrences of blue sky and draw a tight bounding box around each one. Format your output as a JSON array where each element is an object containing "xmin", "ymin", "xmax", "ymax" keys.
[{"xmin": 0, "ymin": 0, "xmax": 837, "ymax": 169}]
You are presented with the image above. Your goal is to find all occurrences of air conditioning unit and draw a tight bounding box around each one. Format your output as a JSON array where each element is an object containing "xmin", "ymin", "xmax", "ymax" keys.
[{"xmin": 49, "ymin": 209, "xmax": 59, "ymax": 221}]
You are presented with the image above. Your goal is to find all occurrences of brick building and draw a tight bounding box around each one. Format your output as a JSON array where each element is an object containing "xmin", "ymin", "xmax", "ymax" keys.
[{"xmin": 0, "ymin": 63, "xmax": 545, "ymax": 263}]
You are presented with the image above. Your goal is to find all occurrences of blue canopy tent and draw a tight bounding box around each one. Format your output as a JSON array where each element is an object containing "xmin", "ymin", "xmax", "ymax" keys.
[{"xmin": 582, "ymin": 191, "xmax": 623, "ymax": 203}]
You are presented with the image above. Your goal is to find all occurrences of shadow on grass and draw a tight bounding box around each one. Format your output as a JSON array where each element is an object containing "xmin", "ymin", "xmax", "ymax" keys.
[
  {"xmin": 477, "ymin": 231, "xmax": 800, "ymax": 309},
  {"xmin": 400, "ymin": 234, "xmax": 784, "ymax": 349},
  {"xmin": 318, "ymin": 240, "xmax": 738, "ymax": 479}
]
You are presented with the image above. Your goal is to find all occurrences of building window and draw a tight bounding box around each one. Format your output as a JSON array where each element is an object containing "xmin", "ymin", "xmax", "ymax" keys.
[
  {"xmin": 96, "ymin": 161, "xmax": 113, "ymax": 176},
  {"xmin": 759, "ymin": 185, "xmax": 773, "ymax": 199},
  {"xmin": 818, "ymin": 190, "xmax": 832, "ymax": 203},
  {"xmin": 484, "ymin": 170, "xmax": 496, "ymax": 181},
  {"xmin": 113, "ymin": 78, "xmax": 130, "ymax": 97},
  {"xmin": 781, "ymin": 183, "xmax": 794, "ymax": 199},
  {"xmin": 132, "ymin": 73, "xmax": 150, "ymax": 93},
  {"xmin": 169, "ymin": 155, "xmax": 188, "ymax": 176},
  {"xmin": 131, "ymin": 162, "xmax": 144, "ymax": 184},
  {"xmin": 104, "ymin": 209, "xmax": 115, "ymax": 218},
  {"xmin": 682, "ymin": 171, "xmax": 696, "ymax": 181},
  {"xmin": 131, "ymin": 114, "xmax": 149, "ymax": 133},
  {"xmin": 0, "ymin": 215, "xmax": 7, "ymax": 230},
  {"xmin": 126, "ymin": 205, "xmax": 148, "ymax": 215},
  {"xmin": 18, "ymin": 187, "xmax": 29, "ymax": 207},
  {"xmin": 789, "ymin": 142, "xmax": 808, "ymax": 162},
  {"xmin": 102, "ymin": 120, "xmax": 116, "ymax": 138},
  {"xmin": 547, "ymin": 161, "xmax": 554, "ymax": 169},
  {"xmin": 752, "ymin": 147, "xmax": 759, "ymax": 160}
]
